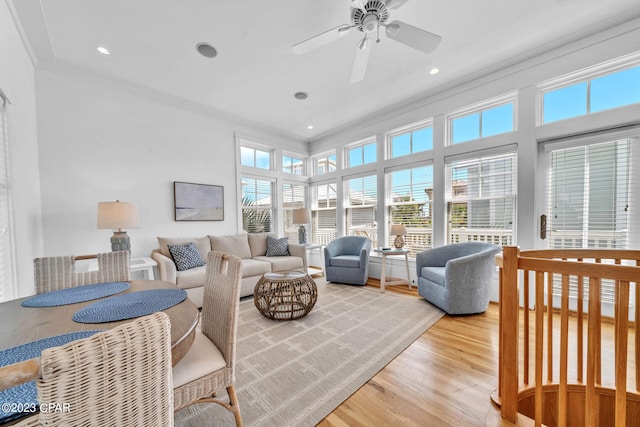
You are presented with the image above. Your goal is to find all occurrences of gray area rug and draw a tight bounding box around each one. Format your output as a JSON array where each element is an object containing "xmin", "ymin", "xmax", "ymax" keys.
[{"xmin": 175, "ymin": 279, "xmax": 444, "ymax": 427}]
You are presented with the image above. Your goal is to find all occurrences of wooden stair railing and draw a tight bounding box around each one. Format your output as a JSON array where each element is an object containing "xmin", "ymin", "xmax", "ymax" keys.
[{"xmin": 493, "ymin": 246, "xmax": 640, "ymax": 427}]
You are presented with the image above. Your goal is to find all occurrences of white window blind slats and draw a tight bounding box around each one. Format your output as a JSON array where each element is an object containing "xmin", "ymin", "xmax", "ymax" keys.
[
  {"xmin": 345, "ymin": 175, "xmax": 377, "ymax": 246},
  {"xmin": 445, "ymin": 152, "xmax": 517, "ymax": 246},
  {"xmin": 386, "ymin": 165, "xmax": 434, "ymax": 256},
  {"xmin": 283, "ymin": 183, "xmax": 306, "ymax": 243},
  {"xmin": 241, "ymin": 177, "xmax": 274, "ymax": 233},
  {"xmin": 312, "ymin": 182, "xmax": 337, "ymax": 245},
  {"xmin": 547, "ymin": 138, "xmax": 634, "ymax": 305}
]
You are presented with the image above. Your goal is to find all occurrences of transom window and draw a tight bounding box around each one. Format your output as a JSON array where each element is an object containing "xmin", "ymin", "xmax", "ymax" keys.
[
  {"xmin": 541, "ymin": 63, "xmax": 640, "ymax": 124},
  {"xmin": 282, "ymin": 155, "xmax": 304, "ymax": 175},
  {"xmin": 388, "ymin": 122, "xmax": 433, "ymax": 158},
  {"xmin": 240, "ymin": 146, "xmax": 271, "ymax": 169},
  {"xmin": 314, "ymin": 152, "xmax": 337, "ymax": 175},
  {"xmin": 346, "ymin": 140, "xmax": 376, "ymax": 168},
  {"xmin": 448, "ymin": 95, "xmax": 516, "ymax": 145}
]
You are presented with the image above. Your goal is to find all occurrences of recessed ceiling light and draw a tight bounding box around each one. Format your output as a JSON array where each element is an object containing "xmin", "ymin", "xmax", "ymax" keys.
[
  {"xmin": 307, "ymin": 125, "xmax": 314, "ymax": 130},
  {"xmin": 294, "ymin": 92, "xmax": 308, "ymax": 100},
  {"xmin": 196, "ymin": 43, "xmax": 217, "ymax": 58},
  {"xmin": 96, "ymin": 46, "xmax": 110, "ymax": 55},
  {"xmin": 429, "ymin": 68, "xmax": 440, "ymax": 75}
]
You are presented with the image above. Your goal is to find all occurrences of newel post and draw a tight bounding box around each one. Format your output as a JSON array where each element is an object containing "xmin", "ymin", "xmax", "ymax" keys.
[{"xmin": 500, "ymin": 246, "xmax": 520, "ymax": 422}]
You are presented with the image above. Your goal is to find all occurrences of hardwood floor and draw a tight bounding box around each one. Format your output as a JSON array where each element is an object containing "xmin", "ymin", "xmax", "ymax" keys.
[{"xmin": 318, "ymin": 282, "xmax": 515, "ymax": 427}]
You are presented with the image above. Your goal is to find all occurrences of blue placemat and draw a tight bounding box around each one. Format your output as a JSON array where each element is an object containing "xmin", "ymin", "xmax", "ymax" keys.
[
  {"xmin": 21, "ymin": 282, "xmax": 131, "ymax": 308},
  {"xmin": 72, "ymin": 288, "xmax": 187, "ymax": 324},
  {"xmin": 0, "ymin": 330, "xmax": 103, "ymax": 424}
]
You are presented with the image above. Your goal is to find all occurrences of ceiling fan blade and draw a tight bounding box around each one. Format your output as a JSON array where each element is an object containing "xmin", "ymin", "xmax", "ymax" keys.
[
  {"xmin": 293, "ymin": 25, "xmax": 352, "ymax": 55},
  {"xmin": 350, "ymin": 37, "xmax": 371, "ymax": 83},
  {"xmin": 385, "ymin": 20, "xmax": 442, "ymax": 54},
  {"xmin": 351, "ymin": 0, "xmax": 367, "ymax": 11},
  {"xmin": 385, "ymin": 0, "xmax": 409, "ymax": 9}
]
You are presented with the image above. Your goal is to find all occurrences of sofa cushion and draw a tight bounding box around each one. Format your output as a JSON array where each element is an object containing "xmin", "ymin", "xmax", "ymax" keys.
[
  {"xmin": 420, "ymin": 266, "xmax": 446, "ymax": 286},
  {"xmin": 176, "ymin": 265, "xmax": 207, "ymax": 290},
  {"xmin": 266, "ymin": 236, "xmax": 290, "ymax": 256},
  {"xmin": 254, "ymin": 255, "xmax": 303, "ymax": 272},
  {"xmin": 167, "ymin": 242, "xmax": 205, "ymax": 271},
  {"xmin": 241, "ymin": 258, "xmax": 271, "ymax": 277},
  {"xmin": 158, "ymin": 236, "xmax": 210, "ymax": 261},
  {"xmin": 330, "ymin": 255, "xmax": 361, "ymax": 268},
  {"xmin": 248, "ymin": 233, "xmax": 275, "ymax": 257},
  {"xmin": 209, "ymin": 234, "xmax": 252, "ymax": 259}
]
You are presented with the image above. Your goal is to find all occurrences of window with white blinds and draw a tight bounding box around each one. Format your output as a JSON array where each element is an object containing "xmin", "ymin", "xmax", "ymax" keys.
[
  {"xmin": 344, "ymin": 175, "xmax": 377, "ymax": 247},
  {"xmin": 241, "ymin": 177, "xmax": 274, "ymax": 233},
  {"xmin": 546, "ymin": 138, "xmax": 636, "ymax": 305},
  {"xmin": 386, "ymin": 164, "xmax": 433, "ymax": 256},
  {"xmin": 312, "ymin": 182, "xmax": 337, "ymax": 245},
  {"xmin": 282, "ymin": 183, "xmax": 306, "ymax": 243},
  {"xmin": 0, "ymin": 96, "xmax": 13, "ymax": 302},
  {"xmin": 445, "ymin": 152, "xmax": 517, "ymax": 246}
]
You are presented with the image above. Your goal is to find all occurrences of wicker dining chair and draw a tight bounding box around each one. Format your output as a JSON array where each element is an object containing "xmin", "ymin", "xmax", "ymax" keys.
[
  {"xmin": 172, "ymin": 251, "xmax": 243, "ymax": 426},
  {"xmin": 33, "ymin": 251, "xmax": 131, "ymax": 294},
  {"xmin": 0, "ymin": 312, "xmax": 174, "ymax": 427}
]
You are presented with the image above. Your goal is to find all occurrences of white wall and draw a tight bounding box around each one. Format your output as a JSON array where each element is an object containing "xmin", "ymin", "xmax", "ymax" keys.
[
  {"xmin": 0, "ymin": 1, "xmax": 43, "ymax": 299},
  {"xmin": 33, "ymin": 65, "xmax": 305, "ymax": 294}
]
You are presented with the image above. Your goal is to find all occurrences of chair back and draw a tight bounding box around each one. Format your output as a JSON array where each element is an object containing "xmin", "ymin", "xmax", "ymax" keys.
[
  {"xmin": 327, "ymin": 235, "xmax": 370, "ymax": 256},
  {"xmin": 34, "ymin": 251, "xmax": 130, "ymax": 294},
  {"xmin": 0, "ymin": 312, "xmax": 173, "ymax": 426},
  {"xmin": 201, "ymin": 252, "xmax": 243, "ymax": 371}
]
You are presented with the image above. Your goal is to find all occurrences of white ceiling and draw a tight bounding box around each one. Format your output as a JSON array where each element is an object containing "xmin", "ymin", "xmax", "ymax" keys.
[{"xmin": 10, "ymin": 0, "xmax": 640, "ymax": 141}]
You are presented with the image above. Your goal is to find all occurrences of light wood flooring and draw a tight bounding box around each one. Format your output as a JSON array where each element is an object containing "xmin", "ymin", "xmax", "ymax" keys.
[{"xmin": 317, "ymin": 281, "xmax": 517, "ymax": 427}]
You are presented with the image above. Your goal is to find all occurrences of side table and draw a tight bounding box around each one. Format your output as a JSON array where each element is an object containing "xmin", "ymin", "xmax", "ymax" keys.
[
  {"xmin": 88, "ymin": 256, "xmax": 157, "ymax": 280},
  {"xmin": 373, "ymin": 248, "xmax": 411, "ymax": 292},
  {"xmin": 254, "ymin": 271, "xmax": 318, "ymax": 320},
  {"xmin": 303, "ymin": 243, "xmax": 324, "ymax": 277}
]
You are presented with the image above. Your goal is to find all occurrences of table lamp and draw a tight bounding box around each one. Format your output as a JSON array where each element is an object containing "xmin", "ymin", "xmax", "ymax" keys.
[
  {"xmin": 97, "ymin": 200, "xmax": 139, "ymax": 252},
  {"xmin": 390, "ymin": 224, "xmax": 407, "ymax": 249},
  {"xmin": 293, "ymin": 208, "xmax": 312, "ymax": 244}
]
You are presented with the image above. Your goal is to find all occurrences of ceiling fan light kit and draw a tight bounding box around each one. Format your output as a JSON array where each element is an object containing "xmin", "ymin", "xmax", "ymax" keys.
[{"xmin": 293, "ymin": 0, "xmax": 442, "ymax": 82}]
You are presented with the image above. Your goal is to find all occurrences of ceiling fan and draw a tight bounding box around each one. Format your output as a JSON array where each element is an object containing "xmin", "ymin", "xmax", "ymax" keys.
[{"xmin": 293, "ymin": 0, "xmax": 442, "ymax": 83}]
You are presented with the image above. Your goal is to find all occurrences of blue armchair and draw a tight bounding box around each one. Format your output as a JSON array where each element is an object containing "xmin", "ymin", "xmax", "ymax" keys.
[
  {"xmin": 416, "ymin": 242, "xmax": 501, "ymax": 314},
  {"xmin": 324, "ymin": 236, "xmax": 371, "ymax": 285}
]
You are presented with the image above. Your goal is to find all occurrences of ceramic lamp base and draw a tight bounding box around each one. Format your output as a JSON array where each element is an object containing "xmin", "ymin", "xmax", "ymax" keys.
[
  {"xmin": 393, "ymin": 235, "xmax": 404, "ymax": 249},
  {"xmin": 110, "ymin": 231, "xmax": 131, "ymax": 253},
  {"xmin": 297, "ymin": 225, "xmax": 308, "ymax": 245}
]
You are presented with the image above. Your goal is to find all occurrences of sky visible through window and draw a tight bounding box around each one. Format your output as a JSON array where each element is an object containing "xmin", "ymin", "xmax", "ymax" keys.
[{"xmin": 543, "ymin": 65, "xmax": 640, "ymax": 123}]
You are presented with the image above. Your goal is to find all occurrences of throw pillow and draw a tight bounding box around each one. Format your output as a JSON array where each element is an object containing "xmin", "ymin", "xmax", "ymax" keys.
[
  {"xmin": 266, "ymin": 236, "xmax": 290, "ymax": 257},
  {"xmin": 167, "ymin": 242, "xmax": 205, "ymax": 271}
]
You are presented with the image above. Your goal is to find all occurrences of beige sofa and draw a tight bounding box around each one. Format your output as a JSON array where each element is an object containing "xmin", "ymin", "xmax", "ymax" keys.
[{"xmin": 151, "ymin": 233, "xmax": 307, "ymax": 307}]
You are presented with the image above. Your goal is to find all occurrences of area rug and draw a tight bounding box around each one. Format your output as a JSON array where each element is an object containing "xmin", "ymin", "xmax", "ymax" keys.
[{"xmin": 175, "ymin": 279, "xmax": 444, "ymax": 427}]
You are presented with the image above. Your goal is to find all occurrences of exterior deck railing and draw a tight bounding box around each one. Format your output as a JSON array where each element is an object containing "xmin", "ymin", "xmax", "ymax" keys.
[{"xmin": 494, "ymin": 246, "xmax": 640, "ymax": 426}]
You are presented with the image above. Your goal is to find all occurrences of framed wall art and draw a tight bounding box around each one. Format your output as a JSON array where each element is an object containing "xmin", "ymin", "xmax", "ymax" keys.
[{"xmin": 174, "ymin": 181, "xmax": 224, "ymax": 221}]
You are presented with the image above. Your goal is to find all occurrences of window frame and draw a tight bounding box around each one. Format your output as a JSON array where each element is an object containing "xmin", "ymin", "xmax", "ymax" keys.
[
  {"xmin": 344, "ymin": 138, "xmax": 377, "ymax": 169},
  {"xmin": 386, "ymin": 120, "xmax": 434, "ymax": 159}
]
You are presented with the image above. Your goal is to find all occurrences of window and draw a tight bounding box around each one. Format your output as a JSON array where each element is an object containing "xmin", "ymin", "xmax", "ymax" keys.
[
  {"xmin": 446, "ymin": 152, "xmax": 517, "ymax": 246},
  {"xmin": 282, "ymin": 183, "xmax": 306, "ymax": 243},
  {"xmin": 344, "ymin": 175, "xmax": 377, "ymax": 247},
  {"xmin": 282, "ymin": 155, "xmax": 304, "ymax": 175},
  {"xmin": 346, "ymin": 140, "xmax": 376, "ymax": 168},
  {"xmin": 241, "ymin": 177, "xmax": 274, "ymax": 233},
  {"xmin": 448, "ymin": 96, "xmax": 516, "ymax": 144},
  {"xmin": 545, "ymin": 137, "xmax": 636, "ymax": 307},
  {"xmin": 386, "ymin": 165, "xmax": 433, "ymax": 256},
  {"xmin": 312, "ymin": 182, "xmax": 337, "ymax": 245},
  {"xmin": 314, "ymin": 152, "xmax": 337, "ymax": 175},
  {"xmin": 541, "ymin": 64, "xmax": 640, "ymax": 124},
  {"xmin": 0, "ymin": 96, "xmax": 13, "ymax": 302},
  {"xmin": 240, "ymin": 146, "xmax": 271, "ymax": 169},
  {"xmin": 389, "ymin": 123, "xmax": 433, "ymax": 158}
]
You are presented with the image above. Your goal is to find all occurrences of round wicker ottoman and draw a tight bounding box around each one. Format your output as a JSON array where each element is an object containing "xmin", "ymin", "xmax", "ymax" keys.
[{"xmin": 253, "ymin": 271, "xmax": 318, "ymax": 320}]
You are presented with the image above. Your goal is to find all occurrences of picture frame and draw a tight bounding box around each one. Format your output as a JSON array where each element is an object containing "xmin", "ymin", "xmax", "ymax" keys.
[{"xmin": 174, "ymin": 181, "xmax": 224, "ymax": 221}]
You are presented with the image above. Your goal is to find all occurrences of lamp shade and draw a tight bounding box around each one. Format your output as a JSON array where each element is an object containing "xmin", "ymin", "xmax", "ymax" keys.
[
  {"xmin": 293, "ymin": 208, "xmax": 312, "ymax": 225},
  {"xmin": 97, "ymin": 201, "xmax": 140, "ymax": 230},
  {"xmin": 390, "ymin": 224, "xmax": 407, "ymax": 236}
]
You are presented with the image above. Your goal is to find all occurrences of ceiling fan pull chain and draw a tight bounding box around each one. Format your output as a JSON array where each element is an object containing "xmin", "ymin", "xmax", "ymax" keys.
[{"xmin": 376, "ymin": 24, "xmax": 381, "ymax": 43}]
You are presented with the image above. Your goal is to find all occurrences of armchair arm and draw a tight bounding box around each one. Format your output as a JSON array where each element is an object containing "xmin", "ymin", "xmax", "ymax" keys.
[
  {"xmin": 359, "ymin": 247, "xmax": 370, "ymax": 269},
  {"xmin": 287, "ymin": 243, "xmax": 308, "ymax": 271},
  {"xmin": 151, "ymin": 250, "xmax": 177, "ymax": 284}
]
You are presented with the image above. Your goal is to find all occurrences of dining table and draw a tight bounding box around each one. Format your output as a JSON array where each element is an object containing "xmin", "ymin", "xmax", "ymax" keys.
[{"xmin": 0, "ymin": 280, "xmax": 199, "ymax": 366}]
